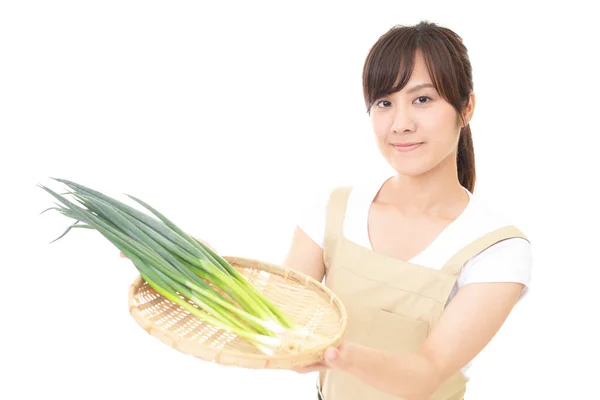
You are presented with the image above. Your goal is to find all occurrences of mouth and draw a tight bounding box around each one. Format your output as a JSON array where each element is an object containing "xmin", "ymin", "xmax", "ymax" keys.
[{"xmin": 391, "ymin": 142, "xmax": 423, "ymax": 152}]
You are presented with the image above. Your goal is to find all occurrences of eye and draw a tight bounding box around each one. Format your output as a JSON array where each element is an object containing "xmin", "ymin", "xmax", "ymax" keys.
[
  {"xmin": 414, "ymin": 96, "xmax": 431, "ymax": 104},
  {"xmin": 375, "ymin": 100, "xmax": 392, "ymax": 108}
]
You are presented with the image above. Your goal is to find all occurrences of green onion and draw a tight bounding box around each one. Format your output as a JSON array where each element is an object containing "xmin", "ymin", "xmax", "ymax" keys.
[{"xmin": 39, "ymin": 178, "xmax": 322, "ymax": 355}]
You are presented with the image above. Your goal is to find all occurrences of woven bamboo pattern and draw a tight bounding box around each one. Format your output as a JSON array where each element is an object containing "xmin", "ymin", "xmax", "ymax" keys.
[{"xmin": 128, "ymin": 256, "xmax": 348, "ymax": 369}]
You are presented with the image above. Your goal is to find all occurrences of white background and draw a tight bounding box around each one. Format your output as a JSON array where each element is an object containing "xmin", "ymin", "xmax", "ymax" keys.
[{"xmin": 2, "ymin": 1, "xmax": 599, "ymax": 399}]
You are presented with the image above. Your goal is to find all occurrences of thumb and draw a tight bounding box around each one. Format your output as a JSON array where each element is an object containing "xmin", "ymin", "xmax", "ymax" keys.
[
  {"xmin": 323, "ymin": 347, "xmax": 343, "ymax": 368},
  {"xmin": 323, "ymin": 342, "xmax": 356, "ymax": 371}
]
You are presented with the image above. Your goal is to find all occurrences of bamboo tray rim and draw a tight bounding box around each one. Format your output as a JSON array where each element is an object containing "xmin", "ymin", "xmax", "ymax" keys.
[{"xmin": 127, "ymin": 255, "xmax": 348, "ymax": 367}]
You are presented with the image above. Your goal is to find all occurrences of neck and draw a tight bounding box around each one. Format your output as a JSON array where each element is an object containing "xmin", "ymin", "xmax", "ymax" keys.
[{"xmin": 378, "ymin": 154, "xmax": 468, "ymax": 216}]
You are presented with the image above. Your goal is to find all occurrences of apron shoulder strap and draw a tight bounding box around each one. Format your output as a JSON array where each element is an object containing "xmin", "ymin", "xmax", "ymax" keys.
[
  {"xmin": 441, "ymin": 225, "xmax": 530, "ymax": 276},
  {"xmin": 323, "ymin": 186, "xmax": 352, "ymax": 272}
]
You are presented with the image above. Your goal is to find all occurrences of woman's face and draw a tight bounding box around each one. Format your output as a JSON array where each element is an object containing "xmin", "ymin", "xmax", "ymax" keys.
[{"xmin": 369, "ymin": 50, "xmax": 474, "ymax": 178}]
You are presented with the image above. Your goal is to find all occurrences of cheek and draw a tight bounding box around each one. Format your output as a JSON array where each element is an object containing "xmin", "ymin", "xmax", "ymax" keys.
[
  {"xmin": 421, "ymin": 109, "xmax": 449, "ymax": 131},
  {"xmin": 421, "ymin": 109, "xmax": 460, "ymax": 145},
  {"xmin": 370, "ymin": 117, "xmax": 385, "ymax": 137},
  {"xmin": 371, "ymin": 114, "xmax": 395, "ymax": 143}
]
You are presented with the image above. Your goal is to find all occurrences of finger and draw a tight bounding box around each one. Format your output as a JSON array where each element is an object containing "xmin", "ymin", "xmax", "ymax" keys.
[
  {"xmin": 292, "ymin": 367, "xmax": 319, "ymax": 374},
  {"xmin": 292, "ymin": 362, "xmax": 327, "ymax": 374},
  {"xmin": 120, "ymin": 252, "xmax": 127, "ymax": 258},
  {"xmin": 323, "ymin": 343, "xmax": 354, "ymax": 371}
]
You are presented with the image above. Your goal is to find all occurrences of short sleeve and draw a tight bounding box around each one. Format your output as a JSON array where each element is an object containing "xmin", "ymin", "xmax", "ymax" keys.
[
  {"xmin": 296, "ymin": 192, "xmax": 329, "ymax": 249},
  {"xmin": 457, "ymin": 237, "xmax": 533, "ymax": 300}
]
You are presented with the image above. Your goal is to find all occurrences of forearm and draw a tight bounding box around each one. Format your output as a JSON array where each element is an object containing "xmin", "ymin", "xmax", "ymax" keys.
[
  {"xmin": 333, "ymin": 342, "xmax": 441, "ymax": 400},
  {"xmin": 324, "ymin": 283, "xmax": 524, "ymax": 398}
]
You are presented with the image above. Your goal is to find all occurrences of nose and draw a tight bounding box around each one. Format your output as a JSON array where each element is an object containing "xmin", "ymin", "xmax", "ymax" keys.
[{"xmin": 391, "ymin": 104, "xmax": 416, "ymax": 134}]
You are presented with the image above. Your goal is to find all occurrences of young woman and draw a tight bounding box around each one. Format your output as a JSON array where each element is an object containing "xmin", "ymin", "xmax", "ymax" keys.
[
  {"xmin": 119, "ymin": 19, "xmax": 531, "ymax": 400},
  {"xmin": 284, "ymin": 21, "xmax": 533, "ymax": 400}
]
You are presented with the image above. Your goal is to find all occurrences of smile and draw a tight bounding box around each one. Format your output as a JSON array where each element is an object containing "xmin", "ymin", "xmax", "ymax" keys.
[{"xmin": 391, "ymin": 142, "xmax": 423, "ymax": 152}]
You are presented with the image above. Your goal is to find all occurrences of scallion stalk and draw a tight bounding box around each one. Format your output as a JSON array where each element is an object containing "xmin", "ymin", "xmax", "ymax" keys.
[{"xmin": 40, "ymin": 178, "xmax": 327, "ymax": 355}]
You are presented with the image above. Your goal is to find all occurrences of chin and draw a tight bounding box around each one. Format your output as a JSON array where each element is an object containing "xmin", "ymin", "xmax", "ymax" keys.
[{"xmin": 389, "ymin": 162, "xmax": 431, "ymax": 177}]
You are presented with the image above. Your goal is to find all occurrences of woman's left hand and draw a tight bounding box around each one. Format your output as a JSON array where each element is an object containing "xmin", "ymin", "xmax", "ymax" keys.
[
  {"xmin": 291, "ymin": 344, "xmax": 350, "ymax": 374},
  {"xmin": 291, "ymin": 360, "xmax": 328, "ymax": 374}
]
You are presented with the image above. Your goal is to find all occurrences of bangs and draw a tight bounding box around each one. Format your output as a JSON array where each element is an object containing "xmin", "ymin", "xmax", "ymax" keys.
[
  {"xmin": 362, "ymin": 23, "xmax": 470, "ymax": 113},
  {"xmin": 362, "ymin": 29, "xmax": 419, "ymax": 111}
]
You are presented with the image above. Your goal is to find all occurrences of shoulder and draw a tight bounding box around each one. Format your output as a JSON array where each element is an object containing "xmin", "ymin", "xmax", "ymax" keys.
[
  {"xmin": 294, "ymin": 184, "xmax": 355, "ymax": 249},
  {"xmin": 295, "ymin": 177, "xmax": 385, "ymax": 248},
  {"xmin": 462, "ymin": 191, "xmax": 528, "ymax": 238},
  {"xmin": 456, "ymin": 191, "xmax": 530, "ymax": 253},
  {"xmin": 457, "ymin": 190, "xmax": 533, "ymax": 294}
]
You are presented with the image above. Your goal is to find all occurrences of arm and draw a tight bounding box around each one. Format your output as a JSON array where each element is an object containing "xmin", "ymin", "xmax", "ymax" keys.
[
  {"xmin": 282, "ymin": 226, "xmax": 326, "ymax": 282},
  {"xmin": 190, "ymin": 226, "xmax": 324, "ymax": 280},
  {"xmin": 190, "ymin": 228, "xmax": 324, "ymax": 281},
  {"xmin": 322, "ymin": 282, "xmax": 525, "ymax": 400}
]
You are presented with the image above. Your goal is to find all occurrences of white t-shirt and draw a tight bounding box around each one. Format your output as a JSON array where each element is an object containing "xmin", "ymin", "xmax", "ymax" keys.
[{"xmin": 297, "ymin": 175, "xmax": 533, "ymax": 377}]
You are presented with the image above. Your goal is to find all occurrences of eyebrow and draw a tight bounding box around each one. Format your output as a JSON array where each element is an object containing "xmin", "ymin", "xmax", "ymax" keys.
[{"xmin": 405, "ymin": 83, "xmax": 436, "ymax": 94}]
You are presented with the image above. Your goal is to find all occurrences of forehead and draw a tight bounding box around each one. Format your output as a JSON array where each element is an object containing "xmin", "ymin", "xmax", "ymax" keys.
[
  {"xmin": 392, "ymin": 50, "xmax": 432, "ymax": 89},
  {"xmin": 408, "ymin": 51, "xmax": 432, "ymax": 83}
]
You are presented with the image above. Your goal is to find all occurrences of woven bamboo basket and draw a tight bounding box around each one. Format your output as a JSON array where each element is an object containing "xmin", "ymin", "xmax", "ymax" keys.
[{"xmin": 128, "ymin": 256, "xmax": 348, "ymax": 369}]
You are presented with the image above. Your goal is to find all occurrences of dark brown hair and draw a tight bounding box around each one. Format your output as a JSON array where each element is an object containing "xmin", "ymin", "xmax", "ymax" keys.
[{"xmin": 362, "ymin": 21, "xmax": 476, "ymax": 192}]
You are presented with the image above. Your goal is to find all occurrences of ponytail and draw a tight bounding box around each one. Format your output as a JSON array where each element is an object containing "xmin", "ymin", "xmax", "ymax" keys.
[{"xmin": 457, "ymin": 124, "xmax": 476, "ymax": 193}]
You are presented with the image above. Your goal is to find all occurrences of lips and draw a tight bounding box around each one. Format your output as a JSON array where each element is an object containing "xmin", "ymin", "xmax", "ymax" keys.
[{"xmin": 392, "ymin": 142, "xmax": 423, "ymax": 152}]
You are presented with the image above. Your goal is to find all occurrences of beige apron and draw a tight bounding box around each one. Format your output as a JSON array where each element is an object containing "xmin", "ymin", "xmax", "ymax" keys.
[{"xmin": 317, "ymin": 186, "xmax": 528, "ymax": 400}]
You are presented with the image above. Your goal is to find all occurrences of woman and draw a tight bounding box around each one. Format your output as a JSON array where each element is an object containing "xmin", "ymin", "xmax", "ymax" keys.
[
  {"xmin": 119, "ymin": 20, "xmax": 531, "ymax": 400},
  {"xmin": 284, "ymin": 21, "xmax": 533, "ymax": 400}
]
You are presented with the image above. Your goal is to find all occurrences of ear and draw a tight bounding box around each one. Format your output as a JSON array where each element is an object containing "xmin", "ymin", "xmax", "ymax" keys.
[{"xmin": 462, "ymin": 92, "xmax": 476, "ymax": 127}]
